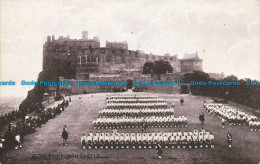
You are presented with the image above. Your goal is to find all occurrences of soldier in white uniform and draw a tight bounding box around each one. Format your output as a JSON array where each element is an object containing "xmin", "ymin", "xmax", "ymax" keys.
[
  {"xmin": 14, "ymin": 134, "xmax": 22, "ymax": 150},
  {"xmin": 209, "ymin": 132, "xmax": 214, "ymax": 148},
  {"xmin": 114, "ymin": 132, "xmax": 120, "ymax": 148},
  {"xmin": 142, "ymin": 133, "xmax": 148, "ymax": 148},
  {"xmin": 104, "ymin": 133, "xmax": 110, "ymax": 148},
  {"xmin": 137, "ymin": 132, "xmax": 142, "ymax": 148},
  {"xmin": 130, "ymin": 133, "xmax": 136, "ymax": 148},
  {"xmin": 81, "ymin": 133, "xmax": 87, "ymax": 149},
  {"xmin": 147, "ymin": 132, "xmax": 153, "ymax": 148},
  {"xmin": 125, "ymin": 133, "xmax": 130, "ymax": 148},
  {"xmin": 99, "ymin": 132, "xmax": 105, "ymax": 148},
  {"xmin": 86, "ymin": 133, "xmax": 93, "ymax": 149},
  {"xmin": 120, "ymin": 133, "xmax": 125, "ymax": 148},
  {"xmin": 193, "ymin": 133, "xmax": 198, "ymax": 148},
  {"xmin": 109, "ymin": 133, "xmax": 115, "ymax": 149}
]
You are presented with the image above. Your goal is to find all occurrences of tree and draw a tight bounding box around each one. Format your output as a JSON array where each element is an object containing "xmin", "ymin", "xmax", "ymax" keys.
[
  {"xmin": 183, "ymin": 71, "xmax": 210, "ymax": 83},
  {"xmin": 182, "ymin": 71, "xmax": 210, "ymax": 95},
  {"xmin": 142, "ymin": 60, "xmax": 173, "ymax": 80},
  {"xmin": 142, "ymin": 62, "xmax": 154, "ymax": 74},
  {"xmin": 153, "ymin": 60, "xmax": 173, "ymax": 75},
  {"xmin": 223, "ymin": 75, "xmax": 238, "ymax": 82}
]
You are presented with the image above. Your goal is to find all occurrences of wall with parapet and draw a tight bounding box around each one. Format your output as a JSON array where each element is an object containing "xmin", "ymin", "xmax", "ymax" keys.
[{"xmin": 58, "ymin": 73, "xmax": 182, "ymax": 94}]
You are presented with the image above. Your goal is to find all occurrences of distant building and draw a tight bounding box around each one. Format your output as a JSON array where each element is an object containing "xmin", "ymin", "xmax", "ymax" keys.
[{"xmin": 181, "ymin": 51, "xmax": 203, "ymax": 73}]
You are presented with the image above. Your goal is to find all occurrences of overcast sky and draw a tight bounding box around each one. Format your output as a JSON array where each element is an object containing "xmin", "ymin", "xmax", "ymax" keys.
[{"xmin": 0, "ymin": 0, "xmax": 260, "ymax": 98}]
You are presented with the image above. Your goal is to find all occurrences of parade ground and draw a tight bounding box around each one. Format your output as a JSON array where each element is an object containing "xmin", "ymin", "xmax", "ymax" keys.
[{"xmin": 2, "ymin": 92, "xmax": 260, "ymax": 164}]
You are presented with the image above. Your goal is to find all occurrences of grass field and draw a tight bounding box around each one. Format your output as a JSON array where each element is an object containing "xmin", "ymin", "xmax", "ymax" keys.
[{"xmin": 1, "ymin": 92, "xmax": 260, "ymax": 164}]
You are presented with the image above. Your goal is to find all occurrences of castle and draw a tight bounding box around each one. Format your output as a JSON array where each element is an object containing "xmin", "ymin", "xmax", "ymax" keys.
[
  {"xmin": 43, "ymin": 31, "xmax": 203, "ymax": 81},
  {"xmin": 42, "ymin": 31, "xmax": 205, "ymax": 95}
]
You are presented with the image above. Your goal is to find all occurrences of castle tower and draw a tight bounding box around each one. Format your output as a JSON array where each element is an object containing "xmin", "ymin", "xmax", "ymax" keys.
[
  {"xmin": 181, "ymin": 51, "xmax": 203, "ymax": 73},
  {"xmin": 82, "ymin": 31, "xmax": 88, "ymax": 40},
  {"xmin": 47, "ymin": 36, "xmax": 51, "ymax": 42},
  {"xmin": 52, "ymin": 35, "xmax": 55, "ymax": 41}
]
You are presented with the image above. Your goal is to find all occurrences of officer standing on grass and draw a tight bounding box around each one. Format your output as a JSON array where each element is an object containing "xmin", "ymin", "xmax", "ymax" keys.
[
  {"xmin": 157, "ymin": 143, "xmax": 163, "ymax": 159},
  {"xmin": 227, "ymin": 132, "xmax": 232, "ymax": 148},
  {"xmin": 180, "ymin": 98, "xmax": 184, "ymax": 105},
  {"xmin": 61, "ymin": 125, "xmax": 69, "ymax": 146},
  {"xmin": 222, "ymin": 118, "xmax": 225, "ymax": 128}
]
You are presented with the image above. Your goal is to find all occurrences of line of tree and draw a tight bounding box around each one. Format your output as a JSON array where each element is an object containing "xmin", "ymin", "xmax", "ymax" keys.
[{"xmin": 183, "ymin": 71, "xmax": 260, "ymax": 110}]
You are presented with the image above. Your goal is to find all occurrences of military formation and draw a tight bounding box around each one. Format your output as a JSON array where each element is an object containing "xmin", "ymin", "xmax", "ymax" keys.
[
  {"xmin": 93, "ymin": 115, "xmax": 187, "ymax": 129},
  {"xmin": 204, "ymin": 102, "xmax": 258, "ymax": 128},
  {"xmin": 82, "ymin": 93, "xmax": 216, "ymax": 156},
  {"xmin": 99, "ymin": 108, "xmax": 174, "ymax": 117},
  {"xmin": 83, "ymin": 128, "xmax": 214, "ymax": 149},
  {"xmin": 249, "ymin": 120, "xmax": 260, "ymax": 131}
]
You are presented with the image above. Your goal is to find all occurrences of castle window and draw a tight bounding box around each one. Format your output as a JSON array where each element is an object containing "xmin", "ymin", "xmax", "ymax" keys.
[{"xmin": 82, "ymin": 55, "xmax": 86, "ymax": 63}]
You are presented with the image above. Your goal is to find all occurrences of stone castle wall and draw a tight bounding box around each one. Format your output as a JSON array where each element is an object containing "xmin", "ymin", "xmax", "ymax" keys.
[{"xmin": 58, "ymin": 73, "xmax": 182, "ymax": 94}]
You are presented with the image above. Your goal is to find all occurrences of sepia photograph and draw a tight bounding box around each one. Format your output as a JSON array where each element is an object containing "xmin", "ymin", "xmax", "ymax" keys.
[{"xmin": 0, "ymin": 0, "xmax": 260, "ymax": 163}]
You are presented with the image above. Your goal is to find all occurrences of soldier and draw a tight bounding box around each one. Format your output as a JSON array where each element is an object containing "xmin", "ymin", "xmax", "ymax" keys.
[
  {"xmin": 147, "ymin": 132, "xmax": 153, "ymax": 149},
  {"xmin": 142, "ymin": 133, "xmax": 148, "ymax": 148},
  {"xmin": 137, "ymin": 132, "xmax": 142, "ymax": 148},
  {"xmin": 14, "ymin": 134, "xmax": 22, "ymax": 150},
  {"xmin": 114, "ymin": 132, "xmax": 120, "ymax": 149},
  {"xmin": 130, "ymin": 132, "xmax": 136, "ymax": 148},
  {"xmin": 104, "ymin": 133, "xmax": 110, "ymax": 148},
  {"xmin": 193, "ymin": 132, "xmax": 198, "ymax": 148},
  {"xmin": 180, "ymin": 98, "xmax": 184, "ymax": 105},
  {"xmin": 125, "ymin": 133, "xmax": 130, "ymax": 148},
  {"xmin": 199, "ymin": 112, "xmax": 205, "ymax": 125},
  {"xmin": 209, "ymin": 132, "xmax": 214, "ymax": 148},
  {"xmin": 81, "ymin": 133, "xmax": 87, "ymax": 149},
  {"xmin": 61, "ymin": 126, "xmax": 68, "ymax": 146},
  {"xmin": 93, "ymin": 132, "xmax": 99, "ymax": 149},
  {"xmin": 86, "ymin": 133, "xmax": 93, "ymax": 149},
  {"xmin": 99, "ymin": 132, "xmax": 105, "ymax": 148},
  {"xmin": 120, "ymin": 133, "xmax": 125, "ymax": 148},
  {"xmin": 221, "ymin": 118, "xmax": 225, "ymax": 128},
  {"xmin": 157, "ymin": 143, "xmax": 163, "ymax": 159},
  {"xmin": 227, "ymin": 132, "xmax": 232, "ymax": 148}
]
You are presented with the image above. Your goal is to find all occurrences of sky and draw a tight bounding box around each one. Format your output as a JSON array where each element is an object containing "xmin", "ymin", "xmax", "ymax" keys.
[{"xmin": 0, "ymin": 0, "xmax": 260, "ymax": 98}]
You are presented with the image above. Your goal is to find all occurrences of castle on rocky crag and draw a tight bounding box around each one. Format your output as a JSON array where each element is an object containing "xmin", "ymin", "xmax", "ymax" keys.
[
  {"xmin": 42, "ymin": 31, "xmax": 204, "ymax": 95},
  {"xmin": 43, "ymin": 31, "xmax": 203, "ymax": 80}
]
